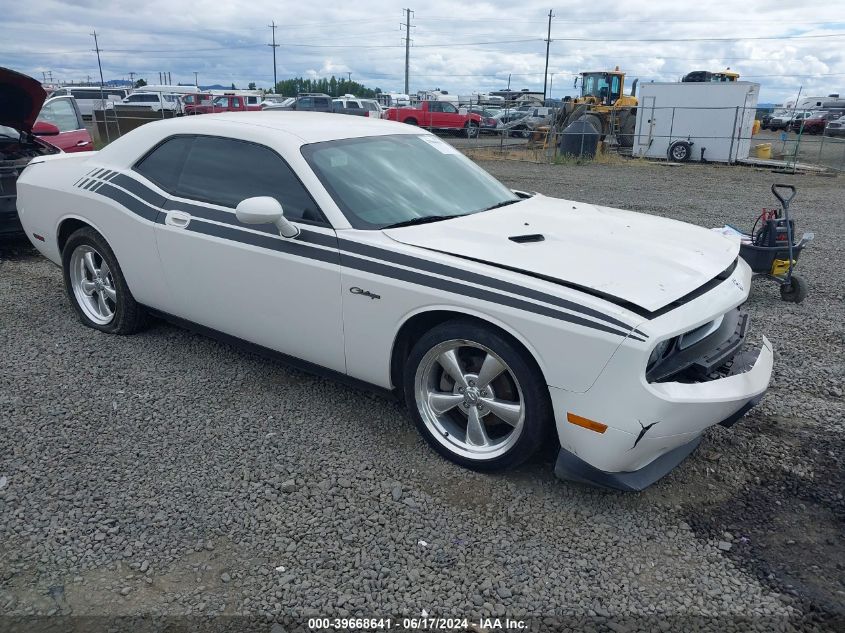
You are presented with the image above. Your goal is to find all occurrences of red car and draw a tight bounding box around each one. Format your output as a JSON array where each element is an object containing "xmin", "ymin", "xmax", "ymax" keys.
[
  {"xmin": 34, "ymin": 95, "xmax": 94, "ymax": 152},
  {"xmin": 790, "ymin": 110, "xmax": 845, "ymax": 135},
  {"xmin": 185, "ymin": 94, "xmax": 262, "ymax": 115},
  {"xmin": 384, "ymin": 100, "xmax": 482, "ymax": 136}
]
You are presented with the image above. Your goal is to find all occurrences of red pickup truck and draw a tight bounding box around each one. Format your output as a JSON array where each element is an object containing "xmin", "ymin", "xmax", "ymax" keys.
[
  {"xmin": 385, "ymin": 100, "xmax": 482, "ymax": 136},
  {"xmin": 185, "ymin": 94, "xmax": 262, "ymax": 115}
]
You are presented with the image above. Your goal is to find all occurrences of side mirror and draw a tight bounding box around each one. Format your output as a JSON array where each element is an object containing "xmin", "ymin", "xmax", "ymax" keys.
[
  {"xmin": 235, "ymin": 196, "xmax": 300, "ymax": 239},
  {"xmin": 33, "ymin": 121, "xmax": 60, "ymax": 136}
]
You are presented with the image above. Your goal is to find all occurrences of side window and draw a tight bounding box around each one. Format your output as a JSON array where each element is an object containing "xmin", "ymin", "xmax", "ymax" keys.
[
  {"xmin": 134, "ymin": 136, "xmax": 194, "ymax": 191},
  {"xmin": 174, "ymin": 136, "xmax": 324, "ymax": 223},
  {"xmin": 213, "ymin": 96, "xmax": 228, "ymax": 107},
  {"xmin": 39, "ymin": 99, "xmax": 80, "ymax": 132},
  {"xmin": 441, "ymin": 102, "xmax": 458, "ymax": 114},
  {"xmin": 429, "ymin": 101, "xmax": 442, "ymax": 113},
  {"xmin": 315, "ymin": 98, "xmax": 330, "ymax": 109},
  {"xmin": 298, "ymin": 97, "xmax": 313, "ymax": 110},
  {"xmin": 247, "ymin": 96, "xmax": 258, "ymax": 105}
]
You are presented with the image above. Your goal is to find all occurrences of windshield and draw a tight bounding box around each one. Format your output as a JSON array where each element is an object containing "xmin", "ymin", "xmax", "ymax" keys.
[{"xmin": 302, "ymin": 133, "xmax": 519, "ymax": 229}]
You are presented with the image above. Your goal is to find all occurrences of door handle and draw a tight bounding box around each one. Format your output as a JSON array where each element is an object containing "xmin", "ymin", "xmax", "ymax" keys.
[
  {"xmin": 165, "ymin": 210, "xmax": 191, "ymax": 228},
  {"xmin": 76, "ymin": 140, "xmax": 90, "ymax": 146}
]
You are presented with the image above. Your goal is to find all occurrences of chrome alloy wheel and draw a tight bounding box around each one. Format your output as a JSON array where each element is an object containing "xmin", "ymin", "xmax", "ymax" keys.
[
  {"xmin": 69, "ymin": 245, "xmax": 116, "ymax": 325},
  {"xmin": 414, "ymin": 339, "xmax": 525, "ymax": 460}
]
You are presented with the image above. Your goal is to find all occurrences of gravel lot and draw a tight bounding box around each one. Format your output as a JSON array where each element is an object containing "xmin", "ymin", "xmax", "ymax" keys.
[{"xmin": 1, "ymin": 158, "xmax": 843, "ymax": 632}]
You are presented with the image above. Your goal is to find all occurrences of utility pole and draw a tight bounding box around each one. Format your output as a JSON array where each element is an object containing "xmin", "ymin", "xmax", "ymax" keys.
[
  {"xmin": 129, "ymin": 71, "xmax": 135, "ymax": 86},
  {"xmin": 91, "ymin": 29, "xmax": 110, "ymax": 143},
  {"xmin": 268, "ymin": 21, "xmax": 279, "ymax": 90},
  {"xmin": 346, "ymin": 71, "xmax": 352, "ymax": 83},
  {"xmin": 402, "ymin": 8, "xmax": 413, "ymax": 95},
  {"xmin": 543, "ymin": 9, "xmax": 554, "ymax": 102},
  {"xmin": 167, "ymin": 71, "xmax": 171, "ymax": 85},
  {"xmin": 194, "ymin": 71, "xmax": 199, "ymax": 87}
]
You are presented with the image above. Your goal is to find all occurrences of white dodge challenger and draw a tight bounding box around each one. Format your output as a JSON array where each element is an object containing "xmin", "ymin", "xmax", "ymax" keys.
[{"xmin": 16, "ymin": 112, "xmax": 773, "ymax": 490}]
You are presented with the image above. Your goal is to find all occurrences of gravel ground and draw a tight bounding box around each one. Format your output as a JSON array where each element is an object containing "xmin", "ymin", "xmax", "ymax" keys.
[{"xmin": 1, "ymin": 159, "xmax": 843, "ymax": 632}]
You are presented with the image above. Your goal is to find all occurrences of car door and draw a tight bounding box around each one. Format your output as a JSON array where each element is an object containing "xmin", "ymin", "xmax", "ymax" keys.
[
  {"xmin": 36, "ymin": 97, "xmax": 93, "ymax": 152},
  {"xmin": 439, "ymin": 102, "xmax": 461, "ymax": 127},
  {"xmin": 142, "ymin": 134, "xmax": 346, "ymax": 373}
]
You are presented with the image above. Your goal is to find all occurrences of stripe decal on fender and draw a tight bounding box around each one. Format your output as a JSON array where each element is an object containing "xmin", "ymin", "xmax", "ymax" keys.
[{"xmin": 77, "ymin": 172, "xmax": 646, "ymax": 341}]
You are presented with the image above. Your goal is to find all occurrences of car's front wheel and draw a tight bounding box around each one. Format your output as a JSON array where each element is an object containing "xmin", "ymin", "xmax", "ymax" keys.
[
  {"xmin": 62, "ymin": 227, "xmax": 146, "ymax": 334},
  {"xmin": 404, "ymin": 320, "xmax": 552, "ymax": 471}
]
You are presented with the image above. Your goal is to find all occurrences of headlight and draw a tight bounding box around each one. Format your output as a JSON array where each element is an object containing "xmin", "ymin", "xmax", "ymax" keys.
[{"xmin": 647, "ymin": 339, "xmax": 673, "ymax": 370}]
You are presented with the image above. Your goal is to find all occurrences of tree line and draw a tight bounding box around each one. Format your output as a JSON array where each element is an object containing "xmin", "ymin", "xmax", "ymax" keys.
[{"xmin": 273, "ymin": 77, "xmax": 382, "ymax": 98}]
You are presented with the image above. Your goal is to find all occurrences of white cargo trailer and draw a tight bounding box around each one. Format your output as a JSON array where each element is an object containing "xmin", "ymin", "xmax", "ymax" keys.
[{"xmin": 633, "ymin": 81, "xmax": 760, "ymax": 163}]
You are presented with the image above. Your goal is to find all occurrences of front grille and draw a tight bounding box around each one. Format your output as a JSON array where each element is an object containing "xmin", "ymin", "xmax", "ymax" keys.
[{"xmin": 647, "ymin": 308, "xmax": 748, "ymax": 383}]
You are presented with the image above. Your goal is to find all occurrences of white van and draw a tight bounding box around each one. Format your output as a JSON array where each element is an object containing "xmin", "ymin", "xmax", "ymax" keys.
[{"xmin": 49, "ymin": 86, "xmax": 129, "ymax": 118}]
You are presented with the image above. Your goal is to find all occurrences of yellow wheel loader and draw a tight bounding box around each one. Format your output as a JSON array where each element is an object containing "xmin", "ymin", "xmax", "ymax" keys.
[{"xmin": 555, "ymin": 68, "xmax": 639, "ymax": 148}]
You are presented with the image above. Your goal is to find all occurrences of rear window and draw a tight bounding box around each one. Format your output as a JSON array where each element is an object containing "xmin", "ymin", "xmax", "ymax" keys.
[{"xmin": 134, "ymin": 136, "xmax": 193, "ymax": 191}]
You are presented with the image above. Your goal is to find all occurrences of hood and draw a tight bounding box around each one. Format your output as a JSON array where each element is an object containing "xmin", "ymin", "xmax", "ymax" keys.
[
  {"xmin": 383, "ymin": 195, "xmax": 739, "ymax": 313},
  {"xmin": 0, "ymin": 67, "xmax": 47, "ymax": 133}
]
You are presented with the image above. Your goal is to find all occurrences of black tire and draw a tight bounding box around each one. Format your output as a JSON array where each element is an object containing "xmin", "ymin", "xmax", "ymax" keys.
[
  {"xmin": 780, "ymin": 275, "xmax": 808, "ymax": 303},
  {"xmin": 668, "ymin": 140, "xmax": 692, "ymax": 162},
  {"xmin": 465, "ymin": 121, "xmax": 479, "ymax": 138},
  {"xmin": 403, "ymin": 118, "xmax": 418, "ymax": 126},
  {"xmin": 62, "ymin": 227, "xmax": 147, "ymax": 334},
  {"xmin": 403, "ymin": 319, "xmax": 553, "ymax": 472},
  {"xmin": 618, "ymin": 110, "xmax": 636, "ymax": 148}
]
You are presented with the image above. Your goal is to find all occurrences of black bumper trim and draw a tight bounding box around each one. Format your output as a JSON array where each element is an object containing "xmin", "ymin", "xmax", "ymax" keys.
[
  {"xmin": 554, "ymin": 437, "xmax": 702, "ymax": 492},
  {"xmin": 718, "ymin": 393, "xmax": 763, "ymax": 428},
  {"xmin": 554, "ymin": 394, "xmax": 764, "ymax": 491}
]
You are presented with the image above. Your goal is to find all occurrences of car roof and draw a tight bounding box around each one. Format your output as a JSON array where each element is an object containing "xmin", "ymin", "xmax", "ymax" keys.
[{"xmin": 144, "ymin": 111, "xmax": 423, "ymax": 144}]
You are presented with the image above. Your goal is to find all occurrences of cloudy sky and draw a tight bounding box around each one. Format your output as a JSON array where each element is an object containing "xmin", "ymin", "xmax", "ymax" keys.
[{"xmin": 4, "ymin": 0, "xmax": 844, "ymax": 104}]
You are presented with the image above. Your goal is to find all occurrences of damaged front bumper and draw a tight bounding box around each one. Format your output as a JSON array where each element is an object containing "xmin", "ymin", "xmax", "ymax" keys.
[{"xmin": 549, "ymin": 335, "xmax": 773, "ymax": 491}]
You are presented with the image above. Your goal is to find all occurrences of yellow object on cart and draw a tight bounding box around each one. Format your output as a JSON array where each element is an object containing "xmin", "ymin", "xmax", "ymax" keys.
[
  {"xmin": 771, "ymin": 259, "xmax": 796, "ymax": 276},
  {"xmin": 753, "ymin": 143, "xmax": 772, "ymax": 159}
]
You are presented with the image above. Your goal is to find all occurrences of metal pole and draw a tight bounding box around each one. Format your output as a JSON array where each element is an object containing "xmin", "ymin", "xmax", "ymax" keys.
[
  {"xmin": 728, "ymin": 106, "xmax": 738, "ymax": 164},
  {"xmin": 91, "ymin": 29, "xmax": 110, "ymax": 144},
  {"xmin": 403, "ymin": 9, "xmax": 413, "ymax": 95},
  {"xmin": 542, "ymin": 10, "xmax": 553, "ymax": 102},
  {"xmin": 268, "ymin": 21, "xmax": 279, "ymax": 90}
]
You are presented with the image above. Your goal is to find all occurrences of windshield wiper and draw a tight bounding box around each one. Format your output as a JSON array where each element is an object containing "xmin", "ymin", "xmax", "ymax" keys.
[
  {"xmin": 482, "ymin": 199, "xmax": 520, "ymax": 212},
  {"xmin": 382, "ymin": 214, "xmax": 466, "ymax": 229}
]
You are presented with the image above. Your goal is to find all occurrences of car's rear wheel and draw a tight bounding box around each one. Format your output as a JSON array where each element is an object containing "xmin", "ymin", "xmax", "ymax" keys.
[
  {"xmin": 404, "ymin": 320, "xmax": 551, "ymax": 471},
  {"xmin": 465, "ymin": 121, "xmax": 480, "ymax": 138},
  {"xmin": 62, "ymin": 227, "xmax": 146, "ymax": 334}
]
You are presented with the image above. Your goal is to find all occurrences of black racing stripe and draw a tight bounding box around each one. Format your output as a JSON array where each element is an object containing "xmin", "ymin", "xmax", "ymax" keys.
[
  {"xmin": 90, "ymin": 168, "xmax": 106, "ymax": 179},
  {"xmin": 96, "ymin": 175, "xmax": 640, "ymax": 339},
  {"xmin": 91, "ymin": 181, "xmax": 107, "ymax": 193},
  {"xmin": 110, "ymin": 174, "xmax": 167, "ymax": 208},
  {"xmin": 77, "ymin": 178, "xmax": 91, "ymax": 189},
  {"xmin": 103, "ymin": 170, "xmax": 120, "ymax": 181},
  {"xmin": 187, "ymin": 219, "xmax": 340, "ymax": 265},
  {"xmin": 338, "ymin": 239, "xmax": 639, "ymax": 335},
  {"xmin": 341, "ymin": 252, "xmax": 634, "ymax": 339},
  {"xmin": 83, "ymin": 179, "xmax": 99, "ymax": 191},
  {"xmin": 97, "ymin": 183, "xmax": 160, "ymax": 223}
]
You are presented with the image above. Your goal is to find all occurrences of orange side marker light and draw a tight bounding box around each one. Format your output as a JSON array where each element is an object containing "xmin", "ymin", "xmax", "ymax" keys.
[{"xmin": 567, "ymin": 412, "xmax": 608, "ymax": 434}]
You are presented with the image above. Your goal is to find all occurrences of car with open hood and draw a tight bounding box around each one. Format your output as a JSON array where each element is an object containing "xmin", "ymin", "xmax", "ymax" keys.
[
  {"xmin": 1, "ymin": 67, "xmax": 63, "ymax": 236},
  {"xmin": 15, "ymin": 112, "xmax": 773, "ymax": 490}
]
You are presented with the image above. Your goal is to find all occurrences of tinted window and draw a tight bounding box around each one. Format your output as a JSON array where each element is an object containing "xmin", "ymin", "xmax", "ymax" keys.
[
  {"xmin": 134, "ymin": 136, "xmax": 193, "ymax": 191},
  {"xmin": 297, "ymin": 97, "xmax": 313, "ymax": 109},
  {"xmin": 175, "ymin": 136, "xmax": 323, "ymax": 222},
  {"xmin": 314, "ymin": 98, "xmax": 330, "ymax": 109},
  {"xmin": 39, "ymin": 99, "xmax": 81, "ymax": 132}
]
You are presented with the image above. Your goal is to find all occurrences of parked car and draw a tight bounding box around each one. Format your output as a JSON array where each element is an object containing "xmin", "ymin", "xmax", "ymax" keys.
[
  {"xmin": 384, "ymin": 100, "xmax": 482, "ymax": 136},
  {"xmin": 791, "ymin": 109, "xmax": 845, "ymax": 135},
  {"xmin": 264, "ymin": 93, "xmax": 333, "ymax": 113},
  {"xmin": 464, "ymin": 107, "xmax": 499, "ymax": 132},
  {"xmin": 765, "ymin": 109, "xmax": 800, "ymax": 131},
  {"xmin": 826, "ymin": 114, "xmax": 845, "ymax": 137},
  {"xmin": 1, "ymin": 67, "xmax": 61, "ymax": 236},
  {"xmin": 162, "ymin": 93, "xmax": 186, "ymax": 116},
  {"xmin": 332, "ymin": 98, "xmax": 383, "ymax": 118},
  {"xmin": 16, "ymin": 112, "xmax": 773, "ymax": 490},
  {"xmin": 34, "ymin": 95, "xmax": 94, "ymax": 152},
  {"xmin": 185, "ymin": 94, "xmax": 261, "ymax": 115},
  {"xmin": 49, "ymin": 86, "xmax": 128, "ymax": 118},
  {"xmin": 261, "ymin": 96, "xmax": 293, "ymax": 109},
  {"xmin": 115, "ymin": 92, "xmax": 181, "ymax": 113},
  {"xmin": 181, "ymin": 93, "xmax": 214, "ymax": 113}
]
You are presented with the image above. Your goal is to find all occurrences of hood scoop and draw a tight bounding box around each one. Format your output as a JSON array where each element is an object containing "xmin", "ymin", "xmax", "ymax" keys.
[{"xmin": 508, "ymin": 233, "xmax": 545, "ymax": 243}]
